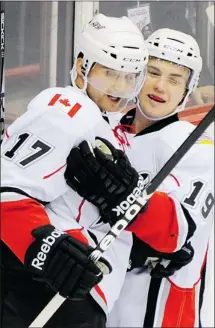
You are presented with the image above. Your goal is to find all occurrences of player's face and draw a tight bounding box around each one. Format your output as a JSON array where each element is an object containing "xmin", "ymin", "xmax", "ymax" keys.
[
  {"xmin": 86, "ymin": 63, "xmax": 142, "ymax": 112},
  {"xmin": 138, "ymin": 58, "xmax": 190, "ymax": 119}
]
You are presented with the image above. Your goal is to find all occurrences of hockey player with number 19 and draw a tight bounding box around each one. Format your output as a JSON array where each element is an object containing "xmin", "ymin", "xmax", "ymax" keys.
[{"xmin": 107, "ymin": 29, "xmax": 215, "ymax": 328}]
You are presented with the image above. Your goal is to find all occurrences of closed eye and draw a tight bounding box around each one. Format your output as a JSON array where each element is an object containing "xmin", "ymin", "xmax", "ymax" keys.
[{"xmin": 148, "ymin": 71, "xmax": 161, "ymax": 77}]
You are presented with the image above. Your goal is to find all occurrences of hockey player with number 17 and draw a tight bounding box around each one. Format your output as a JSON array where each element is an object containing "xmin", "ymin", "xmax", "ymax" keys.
[{"xmin": 1, "ymin": 14, "xmax": 149, "ymax": 328}]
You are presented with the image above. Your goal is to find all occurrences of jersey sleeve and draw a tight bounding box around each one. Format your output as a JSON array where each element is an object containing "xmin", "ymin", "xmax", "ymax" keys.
[
  {"xmin": 1, "ymin": 86, "xmax": 103, "ymax": 262},
  {"xmin": 126, "ymin": 190, "xmax": 186, "ymax": 253},
  {"xmin": 128, "ymin": 121, "xmax": 214, "ymax": 254}
]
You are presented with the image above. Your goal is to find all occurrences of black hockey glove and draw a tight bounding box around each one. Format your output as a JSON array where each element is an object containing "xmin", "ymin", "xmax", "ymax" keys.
[
  {"xmin": 64, "ymin": 137, "xmax": 148, "ymax": 226},
  {"xmin": 129, "ymin": 235, "xmax": 194, "ymax": 278},
  {"xmin": 149, "ymin": 242, "xmax": 194, "ymax": 278},
  {"xmin": 24, "ymin": 225, "xmax": 112, "ymax": 300}
]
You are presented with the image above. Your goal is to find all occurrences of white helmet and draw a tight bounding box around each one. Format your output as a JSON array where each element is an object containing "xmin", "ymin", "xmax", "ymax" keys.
[
  {"xmin": 71, "ymin": 14, "xmax": 148, "ymax": 110},
  {"xmin": 138, "ymin": 28, "xmax": 203, "ymax": 119}
]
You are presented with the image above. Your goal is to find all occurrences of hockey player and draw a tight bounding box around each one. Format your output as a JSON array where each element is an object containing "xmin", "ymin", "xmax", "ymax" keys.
[
  {"xmin": 64, "ymin": 29, "xmax": 214, "ymax": 327},
  {"xmin": 106, "ymin": 30, "xmax": 214, "ymax": 328},
  {"xmin": 1, "ymin": 14, "xmax": 149, "ymax": 328}
]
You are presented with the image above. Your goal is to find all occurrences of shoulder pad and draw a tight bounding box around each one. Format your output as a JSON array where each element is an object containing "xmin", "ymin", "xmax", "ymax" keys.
[
  {"xmin": 27, "ymin": 86, "xmax": 102, "ymax": 129},
  {"xmin": 157, "ymin": 120, "xmax": 195, "ymax": 150}
]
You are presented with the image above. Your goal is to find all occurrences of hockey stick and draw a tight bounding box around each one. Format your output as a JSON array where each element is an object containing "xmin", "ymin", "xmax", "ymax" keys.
[
  {"xmin": 0, "ymin": 3, "xmax": 5, "ymax": 143},
  {"xmin": 29, "ymin": 105, "xmax": 215, "ymax": 327}
]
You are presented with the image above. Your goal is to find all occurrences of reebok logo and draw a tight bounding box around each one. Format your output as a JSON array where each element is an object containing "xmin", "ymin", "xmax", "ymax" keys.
[
  {"xmin": 31, "ymin": 228, "xmax": 65, "ymax": 271},
  {"xmin": 182, "ymin": 246, "xmax": 192, "ymax": 255},
  {"xmin": 89, "ymin": 174, "xmax": 151, "ymax": 263}
]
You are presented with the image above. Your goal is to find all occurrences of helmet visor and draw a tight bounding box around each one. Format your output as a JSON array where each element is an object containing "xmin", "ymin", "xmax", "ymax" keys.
[{"xmin": 87, "ymin": 64, "xmax": 146, "ymax": 100}]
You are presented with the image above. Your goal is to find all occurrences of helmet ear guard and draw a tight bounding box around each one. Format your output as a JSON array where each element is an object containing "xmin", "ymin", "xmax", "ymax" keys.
[
  {"xmin": 176, "ymin": 67, "xmax": 199, "ymax": 111},
  {"xmin": 71, "ymin": 53, "xmax": 94, "ymax": 93}
]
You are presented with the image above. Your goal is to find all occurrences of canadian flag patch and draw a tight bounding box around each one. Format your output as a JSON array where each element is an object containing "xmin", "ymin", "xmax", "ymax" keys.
[{"xmin": 48, "ymin": 94, "xmax": 82, "ymax": 118}]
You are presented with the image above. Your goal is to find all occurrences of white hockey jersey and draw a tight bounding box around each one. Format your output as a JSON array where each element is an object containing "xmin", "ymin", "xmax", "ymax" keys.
[
  {"xmin": 107, "ymin": 111, "xmax": 214, "ymax": 327},
  {"xmin": 1, "ymin": 86, "xmax": 132, "ymax": 315}
]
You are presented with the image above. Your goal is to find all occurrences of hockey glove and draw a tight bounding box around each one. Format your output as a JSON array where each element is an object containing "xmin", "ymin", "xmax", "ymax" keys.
[
  {"xmin": 65, "ymin": 137, "xmax": 148, "ymax": 226},
  {"xmin": 24, "ymin": 225, "xmax": 112, "ymax": 300},
  {"xmin": 129, "ymin": 235, "xmax": 194, "ymax": 278},
  {"xmin": 149, "ymin": 241, "xmax": 194, "ymax": 278}
]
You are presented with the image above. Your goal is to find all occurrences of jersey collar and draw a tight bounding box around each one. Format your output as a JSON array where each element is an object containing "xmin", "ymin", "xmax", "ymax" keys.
[{"xmin": 120, "ymin": 108, "xmax": 179, "ymax": 136}]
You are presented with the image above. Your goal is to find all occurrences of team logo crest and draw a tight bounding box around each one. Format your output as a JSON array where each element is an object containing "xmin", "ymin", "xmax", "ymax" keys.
[{"xmin": 139, "ymin": 171, "xmax": 151, "ymax": 189}]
